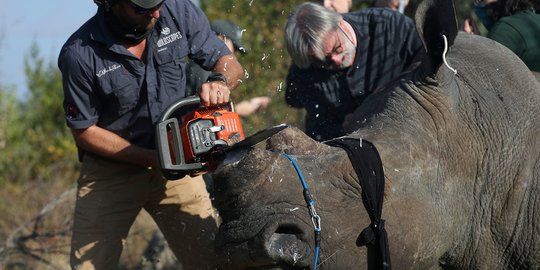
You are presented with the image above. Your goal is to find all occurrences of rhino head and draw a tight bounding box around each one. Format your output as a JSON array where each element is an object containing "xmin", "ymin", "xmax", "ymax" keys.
[
  {"xmin": 210, "ymin": 0, "xmax": 540, "ymax": 269},
  {"xmin": 212, "ymin": 127, "xmax": 368, "ymax": 269}
]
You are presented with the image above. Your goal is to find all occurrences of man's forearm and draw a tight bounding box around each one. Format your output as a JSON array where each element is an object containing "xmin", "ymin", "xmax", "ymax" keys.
[
  {"xmin": 72, "ymin": 125, "xmax": 159, "ymax": 168},
  {"xmin": 212, "ymin": 53, "xmax": 244, "ymax": 90},
  {"xmin": 199, "ymin": 53, "xmax": 244, "ymax": 107}
]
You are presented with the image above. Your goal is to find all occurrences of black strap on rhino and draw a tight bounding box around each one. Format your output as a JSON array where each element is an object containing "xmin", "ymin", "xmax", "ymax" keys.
[{"xmin": 325, "ymin": 137, "xmax": 391, "ymax": 270}]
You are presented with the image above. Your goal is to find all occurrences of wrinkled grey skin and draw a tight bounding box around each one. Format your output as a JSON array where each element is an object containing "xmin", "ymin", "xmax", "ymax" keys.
[{"xmin": 211, "ymin": 0, "xmax": 540, "ymax": 269}]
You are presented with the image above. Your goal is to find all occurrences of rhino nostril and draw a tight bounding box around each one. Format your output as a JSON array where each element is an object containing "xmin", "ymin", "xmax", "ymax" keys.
[{"xmin": 274, "ymin": 224, "xmax": 303, "ymax": 235}]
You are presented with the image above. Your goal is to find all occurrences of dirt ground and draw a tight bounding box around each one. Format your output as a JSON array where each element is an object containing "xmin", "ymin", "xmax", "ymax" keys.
[{"xmin": 0, "ymin": 181, "xmax": 179, "ymax": 269}]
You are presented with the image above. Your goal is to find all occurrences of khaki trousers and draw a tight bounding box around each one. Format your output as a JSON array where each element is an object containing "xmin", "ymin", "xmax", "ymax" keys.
[{"xmin": 70, "ymin": 154, "xmax": 219, "ymax": 270}]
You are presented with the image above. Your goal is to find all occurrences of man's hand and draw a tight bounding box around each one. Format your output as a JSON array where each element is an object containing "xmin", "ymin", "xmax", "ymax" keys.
[
  {"xmin": 199, "ymin": 80, "xmax": 231, "ymax": 107},
  {"xmin": 200, "ymin": 53, "xmax": 243, "ymax": 107},
  {"xmin": 235, "ymin": 96, "xmax": 271, "ymax": 117}
]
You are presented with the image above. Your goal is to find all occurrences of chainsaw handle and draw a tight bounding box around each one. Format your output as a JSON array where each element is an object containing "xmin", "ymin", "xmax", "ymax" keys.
[
  {"xmin": 156, "ymin": 118, "xmax": 205, "ymax": 180},
  {"xmin": 159, "ymin": 95, "xmax": 201, "ymax": 123}
]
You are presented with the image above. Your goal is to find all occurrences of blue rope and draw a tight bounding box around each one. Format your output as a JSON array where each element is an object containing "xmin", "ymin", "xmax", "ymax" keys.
[{"xmin": 281, "ymin": 152, "xmax": 321, "ymax": 270}]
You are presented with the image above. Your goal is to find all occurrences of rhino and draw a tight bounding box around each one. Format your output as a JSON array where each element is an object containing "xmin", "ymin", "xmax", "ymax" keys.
[{"xmin": 210, "ymin": 0, "xmax": 540, "ymax": 269}]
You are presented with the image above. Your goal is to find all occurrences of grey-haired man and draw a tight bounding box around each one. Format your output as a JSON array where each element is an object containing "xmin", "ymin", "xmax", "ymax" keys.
[
  {"xmin": 285, "ymin": 3, "xmax": 423, "ymax": 141},
  {"xmin": 58, "ymin": 0, "xmax": 243, "ymax": 269}
]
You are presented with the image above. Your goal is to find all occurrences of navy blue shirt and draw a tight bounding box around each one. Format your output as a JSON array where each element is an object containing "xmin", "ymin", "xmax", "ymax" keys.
[
  {"xmin": 285, "ymin": 8, "xmax": 422, "ymax": 141},
  {"xmin": 58, "ymin": 0, "xmax": 230, "ymax": 149}
]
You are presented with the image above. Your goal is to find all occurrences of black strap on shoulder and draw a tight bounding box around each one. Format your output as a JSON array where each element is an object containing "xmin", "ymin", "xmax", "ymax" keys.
[{"xmin": 325, "ymin": 137, "xmax": 391, "ymax": 270}]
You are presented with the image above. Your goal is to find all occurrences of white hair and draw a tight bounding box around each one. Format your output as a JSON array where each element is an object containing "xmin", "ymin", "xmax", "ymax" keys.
[{"xmin": 285, "ymin": 3, "xmax": 343, "ymax": 68}]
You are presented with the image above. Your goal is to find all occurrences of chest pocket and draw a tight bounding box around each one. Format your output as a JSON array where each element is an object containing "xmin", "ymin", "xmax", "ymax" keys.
[
  {"xmin": 156, "ymin": 45, "xmax": 188, "ymax": 96},
  {"xmin": 98, "ymin": 71, "xmax": 140, "ymax": 118}
]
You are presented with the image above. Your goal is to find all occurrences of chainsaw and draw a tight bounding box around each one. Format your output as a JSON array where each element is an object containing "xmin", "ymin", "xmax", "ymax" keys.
[{"xmin": 155, "ymin": 95, "xmax": 287, "ymax": 179}]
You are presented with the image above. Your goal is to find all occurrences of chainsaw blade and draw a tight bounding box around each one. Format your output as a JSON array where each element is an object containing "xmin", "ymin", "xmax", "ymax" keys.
[{"xmin": 230, "ymin": 124, "xmax": 288, "ymax": 150}]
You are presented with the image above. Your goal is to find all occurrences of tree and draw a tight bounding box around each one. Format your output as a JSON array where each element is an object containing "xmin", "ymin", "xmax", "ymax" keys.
[{"xmin": 0, "ymin": 43, "xmax": 78, "ymax": 185}]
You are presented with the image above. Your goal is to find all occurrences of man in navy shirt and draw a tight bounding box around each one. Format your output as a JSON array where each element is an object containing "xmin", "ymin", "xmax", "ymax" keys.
[
  {"xmin": 285, "ymin": 3, "xmax": 422, "ymax": 141},
  {"xmin": 58, "ymin": 0, "xmax": 243, "ymax": 268}
]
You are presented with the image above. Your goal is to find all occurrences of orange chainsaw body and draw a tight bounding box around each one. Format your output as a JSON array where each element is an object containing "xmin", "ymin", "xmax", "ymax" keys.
[
  {"xmin": 157, "ymin": 96, "xmax": 288, "ymax": 180},
  {"xmin": 156, "ymin": 96, "xmax": 245, "ymax": 179},
  {"xmin": 178, "ymin": 105, "xmax": 245, "ymax": 163}
]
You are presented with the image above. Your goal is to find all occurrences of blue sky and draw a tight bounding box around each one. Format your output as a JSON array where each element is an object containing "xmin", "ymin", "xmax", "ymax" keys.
[{"xmin": 0, "ymin": 0, "xmax": 96, "ymax": 98}]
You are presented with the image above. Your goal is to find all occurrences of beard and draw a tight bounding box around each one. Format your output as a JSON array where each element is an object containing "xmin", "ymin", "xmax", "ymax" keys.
[
  {"xmin": 105, "ymin": 11, "xmax": 157, "ymax": 44},
  {"xmin": 129, "ymin": 18, "xmax": 158, "ymax": 34},
  {"xmin": 341, "ymin": 41, "xmax": 356, "ymax": 67},
  {"xmin": 325, "ymin": 40, "xmax": 356, "ymax": 71}
]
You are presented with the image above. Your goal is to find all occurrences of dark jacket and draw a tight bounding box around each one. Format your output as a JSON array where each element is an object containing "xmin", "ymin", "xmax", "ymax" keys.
[
  {"xmin": 285, "ymin": 8, "xmax": 422, "ymax": 141},
  {"xmin": 488, "ymin": 10, "xmax": 540, "ymax": 72}
]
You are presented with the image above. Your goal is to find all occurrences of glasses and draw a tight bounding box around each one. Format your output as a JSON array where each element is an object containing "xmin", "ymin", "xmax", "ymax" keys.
[
  {"xmin": 127, "ymin": 0, "xmax": 165, "ymax": 15},
  {"xmin": 314, "ymin": 26, "xmax": 352, "ymax": 69},
  {"xmin": 317, "ymin": 33, "xmax": 344, "ymax": 68}
]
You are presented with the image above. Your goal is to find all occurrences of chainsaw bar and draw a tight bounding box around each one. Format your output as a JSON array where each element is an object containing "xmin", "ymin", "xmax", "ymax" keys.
[
  {"xmin": 203, "ymin": 124, "xmax": 288, "ymax": 173},
  {"xmin": 230, "ymin": 124, "xmax": 288, "ymax": 150}
]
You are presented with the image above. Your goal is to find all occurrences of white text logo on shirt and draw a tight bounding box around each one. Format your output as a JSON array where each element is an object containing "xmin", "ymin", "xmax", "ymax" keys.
[
  {"xmin": 161, "ymin": 27, "xmax": 171, "ymax": 35},
  {"xmin": 96, "ymin": 64, "xmax": 122, "ymax": 78},
  {"xmin": 157, "ymin": 31, "xmax": 182, "ymax": 48}
]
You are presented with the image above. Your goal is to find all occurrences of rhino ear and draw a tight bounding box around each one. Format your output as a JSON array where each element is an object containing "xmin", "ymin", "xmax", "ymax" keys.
[
  {"xmin": 266, "ymin": 126, "xmax": 330, "ymax": 155},
  {"xmin": 414, "ymin": 0, "xmax": 458, "ymax": 75}
]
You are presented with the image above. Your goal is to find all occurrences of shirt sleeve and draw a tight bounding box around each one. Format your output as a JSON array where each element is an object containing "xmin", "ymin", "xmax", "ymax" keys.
[
  {"xmin": 182, "ymin": 1, "xmax": 231, "ymax": 70},
  {"xmin": 58, "ymin": 47, "xmax": 100, "ymax": 129},
  {"xmin": 487, "ymin": 21, "xmax": 526, "ymax": 57}
]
